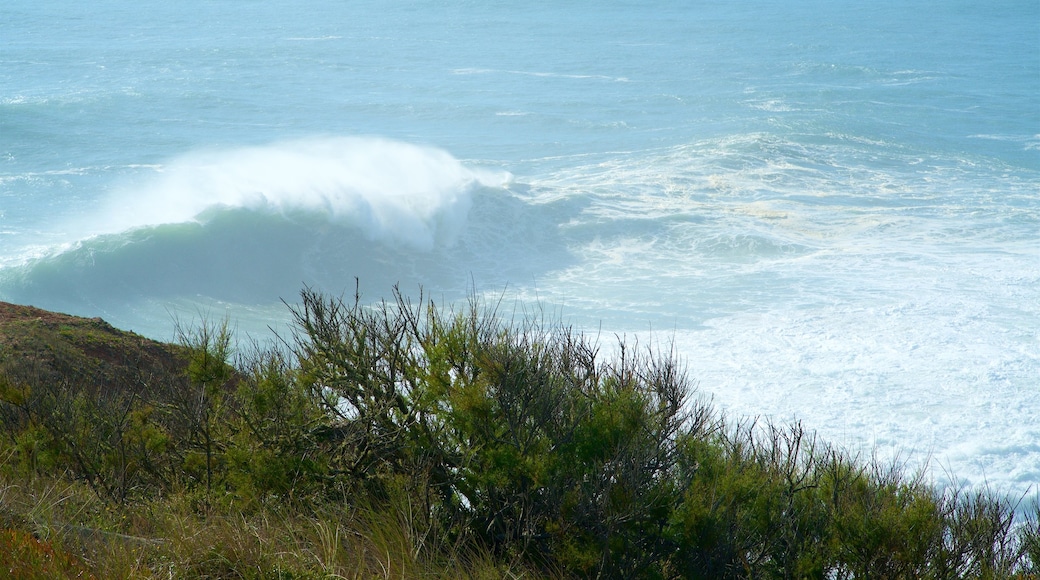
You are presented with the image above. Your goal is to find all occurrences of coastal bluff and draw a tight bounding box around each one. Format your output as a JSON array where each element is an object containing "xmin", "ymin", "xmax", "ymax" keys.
[{"xmin": 0, "ymin": 302, "xmax": 188, "ymax": 393}]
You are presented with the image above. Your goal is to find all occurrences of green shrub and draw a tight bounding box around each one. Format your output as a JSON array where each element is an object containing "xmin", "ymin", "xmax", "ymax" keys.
[
  {"xmin": 226, "ymin": 343, "xmax": 328, "ymax": 503},
  {"xmin": 284, "ymin": 287, "xmax": 710, "ymax": 576}
]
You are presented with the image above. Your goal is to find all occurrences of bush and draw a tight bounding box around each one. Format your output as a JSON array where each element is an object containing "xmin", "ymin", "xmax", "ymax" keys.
[{"xmin": 286, "ymin": 286, "xmax": 705, "ymax": 576}]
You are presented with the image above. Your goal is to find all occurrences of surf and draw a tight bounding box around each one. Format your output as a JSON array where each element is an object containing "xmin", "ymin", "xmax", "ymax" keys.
[{"xmin": 91, "ymin": 137, "xmax": 508, "ymax": 250}]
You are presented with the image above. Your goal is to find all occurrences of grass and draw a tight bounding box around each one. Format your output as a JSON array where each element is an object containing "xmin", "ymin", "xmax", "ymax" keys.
[{"xmin": 0, "ymin": 467, "xmax": 527, "ymax": 579}]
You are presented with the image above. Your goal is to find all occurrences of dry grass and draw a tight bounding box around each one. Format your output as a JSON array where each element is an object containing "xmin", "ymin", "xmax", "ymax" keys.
[{"xmin": 0, "ymin": 463, "xmax": 539, "ymax": 579}]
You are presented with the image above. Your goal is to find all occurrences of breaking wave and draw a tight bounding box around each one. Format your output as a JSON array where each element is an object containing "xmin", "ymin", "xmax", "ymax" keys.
[
  {"xmin": 0, "ymin": 137, "xmax": 554, "ymax": 307},
  {"xmin": 95, "ymin": 136, "xmax": 509, "ymax": 251}
]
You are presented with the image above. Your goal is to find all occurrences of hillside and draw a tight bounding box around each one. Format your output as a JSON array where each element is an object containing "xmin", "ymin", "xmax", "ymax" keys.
[
  {"xmin": 0, "ymin": 296, "xmax": 1036, "ymax": 579},
  {"xmin": 0, "ymin": 301, "xmax": 188, "ymax": 394}
]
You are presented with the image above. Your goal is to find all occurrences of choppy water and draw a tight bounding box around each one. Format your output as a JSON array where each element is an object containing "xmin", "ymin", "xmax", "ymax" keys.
[{"xmin": 2, "ymin": 0, "xmax": 1038, "ymax": 498}]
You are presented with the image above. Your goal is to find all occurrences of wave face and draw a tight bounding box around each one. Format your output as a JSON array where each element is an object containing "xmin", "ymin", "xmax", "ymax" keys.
[{"xmin": 2, "ymin": 0, "xmax": 1038, "ymax": 505}]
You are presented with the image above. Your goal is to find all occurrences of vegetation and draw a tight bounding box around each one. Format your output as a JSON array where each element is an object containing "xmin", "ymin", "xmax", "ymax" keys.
[{"xmin": 0, "ymin": 290, "xmax": 1036, "ymax": 578}]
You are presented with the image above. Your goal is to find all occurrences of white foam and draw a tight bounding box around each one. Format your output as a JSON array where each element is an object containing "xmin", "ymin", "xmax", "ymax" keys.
[
  {"xmin": 284, "ymin": 36, "xmax": 343, "ymax": 41},
  {"xmin": 451, "ymin": 67, "xmax": 628, "ymax": 82},
  {"xmin": 95, "ymin": 137, "xmax": 510, "ymax": 251},
  {"xmin": 511, "ymin": 136, "xmax": 1040, "ymax": 498}
]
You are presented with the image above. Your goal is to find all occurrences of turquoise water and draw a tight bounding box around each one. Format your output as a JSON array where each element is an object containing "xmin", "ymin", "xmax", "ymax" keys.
[{"xmin": 2, "ymin": 0, "xmax": 1038, "ymax": 497}]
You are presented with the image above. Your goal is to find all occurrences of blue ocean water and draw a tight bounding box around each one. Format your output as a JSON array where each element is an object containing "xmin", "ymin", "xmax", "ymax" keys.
[{"xmin": 2, "ymin": 0, "xmax": 1038, "ymax": 497}]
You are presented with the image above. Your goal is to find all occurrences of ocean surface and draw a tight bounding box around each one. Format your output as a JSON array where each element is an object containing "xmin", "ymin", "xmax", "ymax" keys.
[{"xmin": 2, "ymin": 0, "xmax": 1038, "ymax": 500}]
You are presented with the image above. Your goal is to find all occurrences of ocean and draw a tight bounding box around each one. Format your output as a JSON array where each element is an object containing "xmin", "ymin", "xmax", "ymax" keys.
[{"xmin": 2, "ymin": 0, "xmax": 1038, "ymax": 500}]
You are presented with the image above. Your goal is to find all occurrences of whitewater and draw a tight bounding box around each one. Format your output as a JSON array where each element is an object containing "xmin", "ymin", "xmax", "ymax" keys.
[{"xmin": 2, "ymin": 0, "xmax": 1037, "ymax": 501}]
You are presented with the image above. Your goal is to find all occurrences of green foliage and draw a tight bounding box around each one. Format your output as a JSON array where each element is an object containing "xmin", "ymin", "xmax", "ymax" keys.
[
  {"xmin": 286, "ymin": 287, "xmax": 701, "ymax": 576},
  {"xmin": 0, "ymin": 290, "xmax": 1035, "ymax": 578},
  {"xmin": 173, "ymin": 315, "xmax": 236, "ymax": 496},
  {"xmin": 226, "ymin": 343, "xmax": 328, "ymax": 502},
  {"xmin": 288, "ymin": 287, "xmax": 425, "ymax": 490}
]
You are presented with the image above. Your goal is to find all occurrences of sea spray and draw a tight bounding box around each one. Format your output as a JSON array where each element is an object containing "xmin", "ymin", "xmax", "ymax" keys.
[{"xmin": 93, "ymin": 137, "xmax": 509, "ymax": 252}]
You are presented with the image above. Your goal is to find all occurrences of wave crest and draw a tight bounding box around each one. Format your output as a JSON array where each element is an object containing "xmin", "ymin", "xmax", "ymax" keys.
[{"xmin": 100, "ymin": 137, "xmax": 508, "ymax": 251}]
